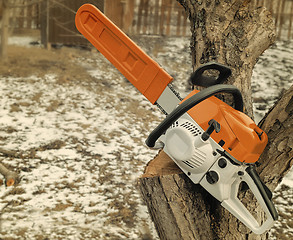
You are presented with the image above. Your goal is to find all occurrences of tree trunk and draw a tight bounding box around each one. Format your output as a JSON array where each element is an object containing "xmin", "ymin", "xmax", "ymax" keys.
[
  {"xmin": 138, "ymin": 1, "xmax": 292, "ymax": 239},
  {"xmin": 179, "ymin": 0, "xmax": 275, "ymax": 117},
  {"xmin": 258, "ymin": 85, "xmax": 293, "ymax": 190}
]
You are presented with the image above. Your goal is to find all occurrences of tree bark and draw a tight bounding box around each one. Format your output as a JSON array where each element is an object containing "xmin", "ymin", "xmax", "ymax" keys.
[
  {"xmin": 138, "ymin": 1, "xmax": 292, "ymax": 240},
  {"xmin": 258, "ymin": 85, "xmax": 293, "ymax": 190}
]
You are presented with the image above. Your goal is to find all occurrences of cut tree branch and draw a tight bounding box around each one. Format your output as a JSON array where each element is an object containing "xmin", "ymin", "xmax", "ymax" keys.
[{"xmin": 0, "ymin": 163, "xmax": 18, "ymax": 186}]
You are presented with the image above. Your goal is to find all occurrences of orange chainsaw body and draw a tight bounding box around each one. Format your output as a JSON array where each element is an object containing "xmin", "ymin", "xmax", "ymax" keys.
[{"xmin": 184, "ymin": 90, "xmax": 268, "ymax": 163}]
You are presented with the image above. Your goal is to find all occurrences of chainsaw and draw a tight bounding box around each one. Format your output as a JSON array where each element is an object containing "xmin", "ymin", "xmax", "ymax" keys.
[{"xmin": 75, "ymin": 4, "xmax": 278, "ymax": 234}]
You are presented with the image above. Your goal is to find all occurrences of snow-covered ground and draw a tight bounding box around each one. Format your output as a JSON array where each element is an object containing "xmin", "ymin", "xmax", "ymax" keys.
[{"xmin": 0, "ymin": 35, "xmax": 291, "ymax": 239}]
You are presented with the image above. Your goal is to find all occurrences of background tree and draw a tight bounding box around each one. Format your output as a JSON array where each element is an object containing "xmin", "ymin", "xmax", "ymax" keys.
[
  {"xmin": 0, "ymin": 0, "xmax": 10, "ymax": 59},
  {"xmin": 139, "ymin": 0, "xmax": 293, "ymax": 239},
  {"xmin": 0, "ymin": 0, "xmax": 42, "ymax": 60}
]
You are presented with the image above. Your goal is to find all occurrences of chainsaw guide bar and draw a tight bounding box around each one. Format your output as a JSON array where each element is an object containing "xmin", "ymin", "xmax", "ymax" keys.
[
  {"xmin": 75, "ymin": 4, "xmax": 173, "ymax": 104},
  {"xmin": 75, "ymin": 4, "xmax": 278, "ymax": 234}
]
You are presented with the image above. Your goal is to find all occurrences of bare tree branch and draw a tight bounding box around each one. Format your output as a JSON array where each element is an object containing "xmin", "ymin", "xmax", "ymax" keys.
[
  {"xmin": 51, "ymin": 0, "xmax": 76, "ymax": 14},
  {"xmin": 52, "ymin": 17, "xmax": 82, "ymax": 37}
]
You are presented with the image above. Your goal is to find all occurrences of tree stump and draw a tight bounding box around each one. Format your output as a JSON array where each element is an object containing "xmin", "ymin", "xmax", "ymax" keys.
[{"xmin": 138, "ymin": 1, "xmax": 292, "ymax": 239}]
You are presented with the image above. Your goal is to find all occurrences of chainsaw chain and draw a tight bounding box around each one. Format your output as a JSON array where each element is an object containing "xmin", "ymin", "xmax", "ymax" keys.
[
  {"xmin": 168, "ymin": 84, "xmax": 183, "ymax": 101},
  {"xmin": 156, "ymin": 102, "xmax": 168, "ymax": 115},
  {"xmin": 156, "ymin": 84, "xmax": 182, "ymax": 116}
]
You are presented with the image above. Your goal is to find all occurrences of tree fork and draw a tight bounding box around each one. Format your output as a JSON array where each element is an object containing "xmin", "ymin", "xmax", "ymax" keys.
[{"xmin": 178, "ymin": 0, "xmax": 275, "ymax": 117}]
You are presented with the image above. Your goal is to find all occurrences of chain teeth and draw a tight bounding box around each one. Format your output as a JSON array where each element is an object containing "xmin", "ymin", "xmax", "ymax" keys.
[
  {"xmin": 156, "ymin": 102, "xmax": 168, "ymax": 115},
  {"xmin": 156, "ymin": 84, "xmax": 182, "ymax": 115},
  {"xmin": 168, "ymin": 84, "xmax": 183, "ymax": 101}
]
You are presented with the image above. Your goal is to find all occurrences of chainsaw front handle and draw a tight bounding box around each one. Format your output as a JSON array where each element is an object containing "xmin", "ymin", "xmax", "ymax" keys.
[
  {"xmin": 222, "ymin": 165, "xmax": 278, "ymax": 234},
  {"xmin": 146, "ymin": 84, "xmax": 243, "ymax": 148}
]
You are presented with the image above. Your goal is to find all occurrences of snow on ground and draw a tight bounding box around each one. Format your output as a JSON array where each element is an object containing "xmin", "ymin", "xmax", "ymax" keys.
[
  {"xmin": 1, "ymin": 36, "xmax": 162, "ymax": 239},
  {"xmin": 252, "ymin": 41, "xmax": 293, "ymax": 123},
  {"xmin": 0, "ymin": 35, "xmax": 291, "ymax": 239}
]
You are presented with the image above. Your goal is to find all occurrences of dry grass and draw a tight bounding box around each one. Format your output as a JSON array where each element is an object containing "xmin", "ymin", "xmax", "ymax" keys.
[{"xmin": 0, "ymin": 45, "xmax": 97, "ymax": 88}]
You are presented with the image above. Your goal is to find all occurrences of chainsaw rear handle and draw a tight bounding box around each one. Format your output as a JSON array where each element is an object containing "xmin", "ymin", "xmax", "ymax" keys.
[
  {"xmin": 146, "ymin": 84, "xmax": 243, "ymax": 148},
  {"xmin": 246, "ymin": 166, "xmax": 278, "ymax": 220},
  {"xmin": 190, "ymin": 63, "xmax": 232, "ymax": 88},
  {"xmin": 221, "ymin": 165, "xmax": 278, "ymax": 234}
]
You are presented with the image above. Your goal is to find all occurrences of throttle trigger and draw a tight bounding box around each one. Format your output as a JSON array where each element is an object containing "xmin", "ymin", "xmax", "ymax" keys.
[{"xmin": 202, "ymin": 119, "xmax": 221, "ymax": 141}]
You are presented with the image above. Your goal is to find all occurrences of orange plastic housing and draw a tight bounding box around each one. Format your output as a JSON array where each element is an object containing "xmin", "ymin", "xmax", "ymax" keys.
[
  {"xmin": 75, "ymin": 4, "xmax": 173, "ymax": 104},
  {"xmin": 184, "ymin": 90, "xmax": 268, "ymax": 163}
]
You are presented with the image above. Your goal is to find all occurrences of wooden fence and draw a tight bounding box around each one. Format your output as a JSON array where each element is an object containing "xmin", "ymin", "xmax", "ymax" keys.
[
  {"xmin": 39, "ymin": 0, "xmax": 104, "ymax": 46},
  {"xmin": 136, "ymin": 0, "xmax": 189, "ymax": 36},
  {"xmin": 111, "ymin": 0, "xmax": 293, "ymax": 40},
  {"xmin": 105, "ymin": 0, "xmax": 190, "ymax": 37},
  {"xmin": 7, "ymin": 0, "xmax": 40, "ymax": 29},
  {"xmin": 3, "ymin": 0, "xmax": 293, "ymax": 44}
]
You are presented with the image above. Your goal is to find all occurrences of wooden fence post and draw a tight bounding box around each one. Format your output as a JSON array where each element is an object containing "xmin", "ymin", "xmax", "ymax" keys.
[
  {"xmin": 121, "ymin": 0, "xmax": 135, "ymax": 34},
  {"xmin": 40, "ymin": 0, "xmax": 49, "ymax": 49},
  {"xmin": 288, "ymin": 0, "xmax": 293, "ymax": 39},
  {"xmin": 277, "ymin": 0, "xmax": 286, "ymax": 39},
  {"xmin": 153, "ymin": 0, "xmax": 160, "ymax": 35},
  {"xmin": 142, "ymin": 0, "xmax": 149, "ymax": 34},
  {"xmin": 136, "ymin": 0, "xmax": 144, "ymax": 34},
  {"xmin": 0, "ymin": 1, "xmax": 10, "ymax": 59},
  {"xmin": 104, "ymin": 0, "xmax": 123, "ymax": 30}
]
